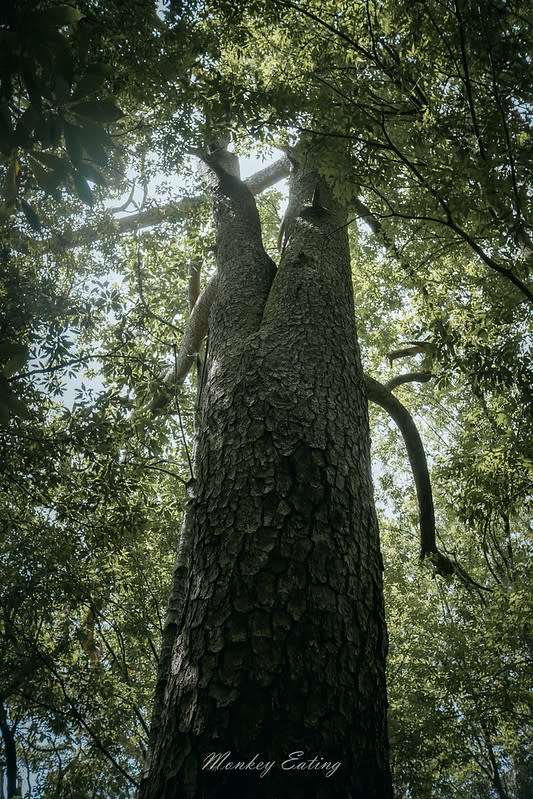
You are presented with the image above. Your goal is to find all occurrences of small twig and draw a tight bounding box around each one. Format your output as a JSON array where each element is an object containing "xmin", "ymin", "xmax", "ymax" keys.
[
  {"xmin": 109, "ymin": 181, "xmax": 137, "ymax": 214},
  {"xmin": 136, "ymin": 463, "xmax": 188, "ymax": 484}
]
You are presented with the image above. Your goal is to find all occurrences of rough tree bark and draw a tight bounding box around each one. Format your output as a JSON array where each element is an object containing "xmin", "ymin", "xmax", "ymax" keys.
[{"xmin": 139, "ymin": 150, "xmax": 393, "ymax": 799}]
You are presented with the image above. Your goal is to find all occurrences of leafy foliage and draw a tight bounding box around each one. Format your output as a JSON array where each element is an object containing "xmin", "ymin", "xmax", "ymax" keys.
[{"xmin": 0, "ymin": 0, "xmax": 531, "ymax": 796}]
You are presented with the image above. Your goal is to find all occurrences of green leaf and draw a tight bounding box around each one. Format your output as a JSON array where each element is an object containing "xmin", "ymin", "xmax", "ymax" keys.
[
  {"xmin": 72, "ymin": 170, "xmax": 94, "ymax": 206},
  {"xmin": 3, "ymin": 157, "xmax": 19, "ymax": 205},
  {"xmin": 63, "ymin": 121, "xmax": 84, "ymax": 165},
  {"xmin": 28, "ymin": 157, "xmax": 53, "ymax": 192},
  {"xmin": 71, "ymin": 101, "xmax": 124, "ymax": 123},
  {"xmin": 31, "ymin": 151, "xmax": 67, "ymax": 171},
  {"xmin": 5, "ymin": 393, "xmax": 31, "ymax": 421},
  {"xmin": 20, "ymin": 67, "xmax": 43, "ymax": 109},
  {"xmin": 20, "ymin": 198, "xmax": 42, "ymax": 232},
  {"xmin": 71, "ymin": 70, "xmax": 107, "ymax": 102},
  {"xmin": 55, "ymin": 73, "xmax": 72, "ymax": 105},
  {"xmin": 0, "ymin": 343, "xmax": 28, "ymax": 359},
  {"xmin": 34, "ymin": 6, "xmax": 84, "ymax": 27},
  {"xmin": 35, "ymin": 114, "xmax": 62, "ymax": 148},
  {"xmin": 76, "ymin": 162, "xmax": 107, "ymax": 186},
  {"xmin": 75, "ymin": 125, "xmax": 113, "ymax": 166},
  {"xmin": 28, "ymin": 155, "xmax": 66, "ymax": 194},
  {"xmin": 0, "ymin": 203, "xmax": 14, "ymax": 221},
  {"xmin": 14, "ymin": 105, "xmax": 39, "ymax": 143},
  {"xmin": 0, "ymin": 104, "xmax": 13, "ymax": 138},
  {"xmin": 54, "ymin": 32, "xmax": 74, "ymax": 84},
  {"xmin": 0, "ymin": 374, "xmax": 30, "ymax": 424},
  {"xmin": 0, "ymin": 105, "xmax": 13, "ymax": 155},
  {"xmin": 3, "ymin": 349, "xmax": 30, "ymax": 378}
]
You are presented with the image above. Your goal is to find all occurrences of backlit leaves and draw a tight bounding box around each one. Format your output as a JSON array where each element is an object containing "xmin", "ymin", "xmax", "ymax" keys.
[{"xmin": 0, "ymin": 4, "xmax": 124, "ymax": 222}]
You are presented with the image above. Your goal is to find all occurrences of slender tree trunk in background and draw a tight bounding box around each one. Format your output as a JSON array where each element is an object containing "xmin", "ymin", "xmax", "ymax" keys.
[
  {"xmin": 515, "ymin": 752, "xmax": 533, "ymax": 799},
  {"xmin": 139, "ymin": 157, "xmax": 392, "ymax": 799},
  {"xmin": 0, "ymin": 702, "xmax": 17, "ymax": 799}
]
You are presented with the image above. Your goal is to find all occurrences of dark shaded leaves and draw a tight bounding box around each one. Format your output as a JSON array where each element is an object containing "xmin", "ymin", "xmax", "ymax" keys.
[
  {"xmin": 71, "ymin": 101, "xmax": 125, "ymax": 123},
  {"xmin": 72, "ymin": 170, "xmax": 94, "ymax": 206},
  {"xmin": 20, "ymin": 198, "xmax": 41, "ymax": 231}
]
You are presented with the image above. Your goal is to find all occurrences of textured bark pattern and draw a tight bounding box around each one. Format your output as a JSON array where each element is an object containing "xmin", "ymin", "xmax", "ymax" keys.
[{"xmin": 140, "ymin": 162, "xmax": 392, "ymax": 799}]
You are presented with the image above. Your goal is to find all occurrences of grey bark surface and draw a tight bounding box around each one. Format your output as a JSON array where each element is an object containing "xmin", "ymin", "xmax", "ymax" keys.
[{"xmin": 139, "ymin": 157, "xmax": 392, "ymax": 799}]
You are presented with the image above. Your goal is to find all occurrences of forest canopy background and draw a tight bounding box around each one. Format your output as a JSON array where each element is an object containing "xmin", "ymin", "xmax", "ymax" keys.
[{"xmin": 0, "ymin": 0, "xmax": 532, "ymax": 797}]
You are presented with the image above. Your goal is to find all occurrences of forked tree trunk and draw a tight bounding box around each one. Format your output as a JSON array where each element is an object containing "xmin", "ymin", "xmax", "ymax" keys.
[{"xmin": 139, "ymin": 155, "xmax": 393, "ymax": 798}]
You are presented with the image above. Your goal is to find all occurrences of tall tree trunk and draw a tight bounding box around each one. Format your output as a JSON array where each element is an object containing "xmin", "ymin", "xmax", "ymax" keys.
[
  {"xmin": 139, "ymin": 155, "xmax": 392, "ymax": 799},
  {"xmin": 0, "ymin": 702, "xmax": 17, "ymax": 799}
]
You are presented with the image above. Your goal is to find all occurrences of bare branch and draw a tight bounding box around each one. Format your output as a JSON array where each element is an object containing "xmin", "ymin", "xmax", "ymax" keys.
[
  {"xmin": 244, "ymin": 155, "xmax": 290, "ymax": 193},
  {"xmin": 111, "ymin": 156, "xmax": 290, "ymax": 239},
  {"xmin": 386, "ymin": 342, "xmax": 433, "ymax": 365},
  {"xmin": 365, "ymin": 374, "xmax": 492, "ymax": 591},
  {"xmin": 11, "ymin": 157, "xmax": 291, "ymax": 253},
  {"xmin": 109, "ymin": 180, "xmax": 137, "ymax": 213},
  {"xmin": 146, "ymin": 274, "xmax": 217, "ymax": 413},
  {"xmin": 385, "ymin": 371, "xmax": 433, "ymax": 391},
  {"xmin": 187, "ymin": 258, "xmax": 202, "ymax": 312},
  {"xmin": 364, "ymin": 374, "xmax": 437, "ymax": 559}
]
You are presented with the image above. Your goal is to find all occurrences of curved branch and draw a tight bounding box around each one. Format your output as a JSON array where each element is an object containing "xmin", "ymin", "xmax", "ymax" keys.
[
  {"xmin": 364, "ymin": 374, "xmax": 437, "ymax": 558},
  {"xmin": 365, "ymin": 375, "xmax": 492, "ymax": 590},
  {"xmin": 385, "ymin": 371, "xmax": 432, "ymax": 391},
  {"xmin": 109, "ymin": 180, "xmax": 136, "ymax": 213}
]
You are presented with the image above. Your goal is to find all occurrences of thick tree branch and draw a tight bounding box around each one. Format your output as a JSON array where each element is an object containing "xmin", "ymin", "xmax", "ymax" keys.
[
  {"xmin": 365, "ymin": 375, "xmax": 492, "ymax": 591},
  {"xmin": 149, "ymin": 325, "xmax": 438, "ymax": 563},
  {"xmin": 81, "ymin": 157, "xmax": 290, "ymax": 244},
  {"xmin": 146, "ymin": 274, "xmax": 217, "ymax": 413},
  {"xmin": 386, "ymin": 342, "xmax": 433, "ymax": 365},
  {"xmin": 146, "ymin": 157, "xmax": 291, "ymax": 414},
  {"xmin": 187, "ymin": 258, "xmax": 202, "ymax": 313},
  {"xmin": 244, "ymin": 155, "xmax": 290, "ymax": 193},
  {"xmin": 364, "ymin": 374, "xmax": 437, "ymax": 559},
  {"xmin": 11, "ymin": 157, "xmax": 291, "ymax": 253},
  {"xmin": 385, "ymin": 371, "xmax": 433, "ymax": 391},
  {"xmin": 145, "ymin": 296, "xmax": 487, "ymax": 591}
]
